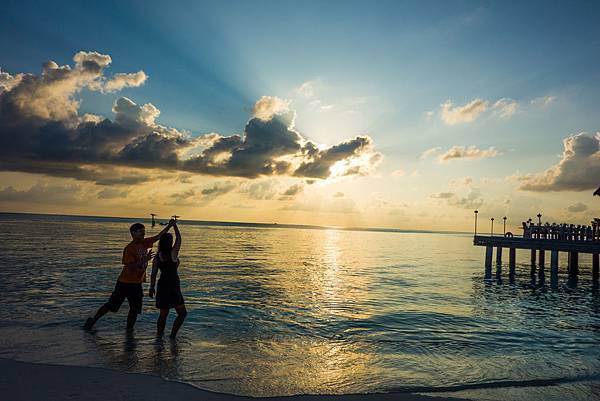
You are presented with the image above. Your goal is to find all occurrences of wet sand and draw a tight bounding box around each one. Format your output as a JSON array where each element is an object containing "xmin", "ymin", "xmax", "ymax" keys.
[{"xmin": 0, "ymin": 358, "xmax": 469, "ymax": 401}]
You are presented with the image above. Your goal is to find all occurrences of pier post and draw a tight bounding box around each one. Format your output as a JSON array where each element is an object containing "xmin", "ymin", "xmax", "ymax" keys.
[
  {"xmin": 530, "ymin": 249, "xmax": 537, "ymax": 282},
  {"xmin": 593, "ymin": 254, "xmax": 599, "ymax": 281},
  {"xmin": 550, "ymin": 250, "xmax": 559, "ymax": 288},
  {"xmin": 538, "ymin": 250, "xmax": 546, "ymax": 283},
  {"xmin": 496, "ymin": 246, "xmax": 503, "ymax": 279},
  {"xmin": 568, "ymin": 252, "xmax": 579, "ymax": 279},
  {"xmin": 509, "ymin": 248, "xmax": 516, "ymax": 280},
  {"xmin": 485, "ymin": 246, "xmax": 493, "ymax": 280}
]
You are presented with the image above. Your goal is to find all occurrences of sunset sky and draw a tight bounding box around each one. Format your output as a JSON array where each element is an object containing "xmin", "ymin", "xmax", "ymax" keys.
[{"xmin": 1, "ymin": 0, "xmax": 600, "ymax": 231}]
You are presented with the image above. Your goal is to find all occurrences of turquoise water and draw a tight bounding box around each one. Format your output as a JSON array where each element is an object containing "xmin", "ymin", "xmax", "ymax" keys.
[{"xmin": 1, "ymin": 212, "xmax": 600, "ymax": 400}]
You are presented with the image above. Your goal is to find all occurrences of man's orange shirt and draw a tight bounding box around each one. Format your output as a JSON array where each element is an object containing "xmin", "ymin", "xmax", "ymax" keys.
[{"xmin": 118, "ymin": 237, "xmax": 154, "ymax": 283}]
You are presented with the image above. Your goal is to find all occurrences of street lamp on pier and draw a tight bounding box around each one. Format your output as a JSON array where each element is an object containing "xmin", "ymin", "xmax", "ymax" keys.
[
  {"xmin": 474, "ymin": 210, "xmax": 479, "ymax": 236},
  {"xmin": 503, "ymin": 216, "xmax": 507, "ymax": 235},
  {"xmin": 491, "ymin": 217, "xmax": 495, "ymax": 237}
]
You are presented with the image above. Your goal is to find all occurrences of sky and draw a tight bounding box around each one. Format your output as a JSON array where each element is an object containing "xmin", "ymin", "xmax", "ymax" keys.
[{"xmin": 1, "ymin": 0, "xmax": 600, "ymax": 231}]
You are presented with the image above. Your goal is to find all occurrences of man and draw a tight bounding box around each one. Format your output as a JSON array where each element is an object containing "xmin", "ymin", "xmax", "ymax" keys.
[{"xmin": 84, "ymin": 219, "xmax": 175, "ymax": 331}]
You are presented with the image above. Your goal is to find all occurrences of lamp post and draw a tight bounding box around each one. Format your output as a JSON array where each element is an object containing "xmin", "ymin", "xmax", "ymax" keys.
[
  {"xmin": 491, "ymin": 217, "xmax": 495, "ymax": 236},
  {"xmin": 503, "ymin": 216, "xmax": 507, "ymax": 235},
  {"xmin": 474, "ymin": 210, "xmax": 479, "ymax": 236},
  {"xmin": 537, "ymin": 213, "xmax": 542, "ymax": 225}
]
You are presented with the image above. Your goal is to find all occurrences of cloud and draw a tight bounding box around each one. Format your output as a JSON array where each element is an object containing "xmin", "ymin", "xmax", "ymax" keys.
[
  {"xmin": 420, "ymin": 147, "xmax": 441, "ymax": 159},
  {"xmin": 295, "ymin": 81, "xmax": 315, "ymax": 98},
  {"xmin": 279, "ymin": 183, "xmax": 304, "ymax": 200},
  {"xmin": 104, "ymin": 71, "xmax": 147, "ymax": 92},
  {"xmin": 333, "ymin": 192, "xmax": 344, "ymax": 198},
  {"xmin": 201, "ymin": 181, "xmax": 237, "ymax": 197},
  {"xmin": 169, "ymin": 189, "xmax": 197, "ymax": 206},
  {"xmin": 97, "ymin": 187, "xmax": 129, "ymax": 199},
  {"xmin": 0, "ymin": 159, "xmax": 152, "ymax": 186},
  {"xmin": 431, "ymin": 189, "xmax": 483, "ymax": 209},
  {"xmin": 0, "ymin": 52, "xmax": 381, "ymax": 182},
  {"xmin": 492, "ymin": 98, "xmax": 518, "ymax": 119},
  {"xmin": 531, "ymin": 95, "xmax": 556, "ymax": 109},
  {"xmin": 294, "ymin": 136, "xmax": 382, "ymax": 178},
  {"xmin": 518, "ymin": 133, "xmax": 600, "ymax": 191},
  {"xmin": 567, "ymin": 202, "xmax": 588, "ymax": 213},
  {"xmin": 439, "ymin": 146, "xmax": 499, "ymax": 162},
  {"xmin": 431, "ymin": 192, "xmax": 455, "ymax": 199},
  {"xmin": 440, "ymin": 99, "xmax": 488, "ymax": 125},
  {"xmin": 0, "ymin": 181, "xmax": 86, "ymax": 204},
  {"xmin": 240, "ymin": 180, "xmax": 278, "ymax": 200},
  {"xmin": 252, "ymin": 96, "xmax": 290, "ymax": 121}
]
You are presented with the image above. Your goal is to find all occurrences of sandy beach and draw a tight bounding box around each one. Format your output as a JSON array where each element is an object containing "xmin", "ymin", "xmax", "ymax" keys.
[{"xmin": 0, "ymin": 358, "xmax": 469, "ymax": 401}]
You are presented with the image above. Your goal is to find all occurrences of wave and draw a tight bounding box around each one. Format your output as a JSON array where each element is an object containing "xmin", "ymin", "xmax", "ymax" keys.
[{"xmin": 387, "ymin": 374, "xmax": 600, "ymax": 393}]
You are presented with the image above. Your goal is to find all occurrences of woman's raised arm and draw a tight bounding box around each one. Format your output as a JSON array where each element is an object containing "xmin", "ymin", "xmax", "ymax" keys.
[{"xmin": 172, "ymin": 222, "xmax": 181, "ymax": 261}]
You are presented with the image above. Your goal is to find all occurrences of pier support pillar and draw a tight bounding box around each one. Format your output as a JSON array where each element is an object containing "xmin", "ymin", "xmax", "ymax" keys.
[
  {"xmin": 485, "ymin": 246, "xmax": 493, "ymax": 280},
  {"xmin": 509, "ymin": 248, "xmax": 516, "ymax": 280},
  {"xmin": 530, "ymin": 249, "xmax": 537, "ymax": 282},
  {"xmin": 550, "ymin": 250, "xmax": 559, "ymax": 288},
  {"xmin": 496, "ymin": 246, "xmax": 503, "ymax": 279},
  {"xmin": 538, "ymin": 250, "xmax": 546, "ymax": 283},
  {"xmin": 568, "ymin": 252, "xmax": 579, "ymax": 279},
  {"xmin": 593, "ymin": 254, "xmax": 599, "ymax": 282}
]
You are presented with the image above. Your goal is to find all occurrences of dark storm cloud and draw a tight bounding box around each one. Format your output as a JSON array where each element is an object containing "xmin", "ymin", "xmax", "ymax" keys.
[
  {"xmin": 294, "ymin": 136, "xmax": 376, "ymax": 178},
  {"xmin": 0, "ymin": 52, "xmax": 381, "ymax": 182}
]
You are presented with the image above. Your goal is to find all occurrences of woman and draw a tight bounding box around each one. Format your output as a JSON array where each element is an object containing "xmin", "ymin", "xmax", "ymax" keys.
[{"xmin": 149, "ymin": 222, "xmax": 187, "ymax": 338}]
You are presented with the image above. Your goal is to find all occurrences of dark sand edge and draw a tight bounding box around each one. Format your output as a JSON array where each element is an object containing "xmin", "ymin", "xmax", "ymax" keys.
[{"xmin": 0, "ymin": 358, "xmax": 471, "ymax": 401}]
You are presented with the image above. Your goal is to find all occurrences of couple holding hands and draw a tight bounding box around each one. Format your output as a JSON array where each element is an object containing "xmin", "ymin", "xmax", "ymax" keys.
[{"xmin": 84, "ymin": 218, "xmax": 186, "ymax": 338}]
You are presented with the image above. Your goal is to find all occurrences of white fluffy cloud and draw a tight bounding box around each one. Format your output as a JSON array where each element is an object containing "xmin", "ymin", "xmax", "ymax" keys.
[
  {"xmin": 439, "ymin": 146, "xmax": 499, "ymax": 162},
  {"xmin": 104, "ymin": 71, "xmax": 148, "ymax": 92},
  {"xmin": 492, "ymin": 98, "xmax": 518, "ymax": 119},
  {"xmin": 438, "ymin": 97, "xmax": 521, "ymax": 125},
  {"xmin": 518, "ymin": 133, "xmax": 600, "ymax": 191},
  {"xmin": 441, "ymin": 99, "xmax": 489, "ymax": 125},
  {"xmin": 252, "ymin": 96, "xmax": 290, "ymax": 121}
]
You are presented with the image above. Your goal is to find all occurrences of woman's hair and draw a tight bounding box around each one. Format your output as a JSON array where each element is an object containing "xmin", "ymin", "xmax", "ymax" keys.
[{"xmin": 158, "ymin": 233, "xmax": 173, "ymax": 256}]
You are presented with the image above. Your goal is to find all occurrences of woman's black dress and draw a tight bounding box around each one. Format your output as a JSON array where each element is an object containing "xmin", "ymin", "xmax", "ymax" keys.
[{"xmin": 155, "ymin": 252, "xmax": 184, "ymax": 309}]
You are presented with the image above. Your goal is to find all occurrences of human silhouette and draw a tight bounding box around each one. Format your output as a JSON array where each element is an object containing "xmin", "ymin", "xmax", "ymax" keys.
[
  {"xmin": 149, "ymin": 221, "xmax": 187, "ymax": 338},
  {"xmin": 84, "ymin": 219, "xmax": 175, "ymax": 331}
]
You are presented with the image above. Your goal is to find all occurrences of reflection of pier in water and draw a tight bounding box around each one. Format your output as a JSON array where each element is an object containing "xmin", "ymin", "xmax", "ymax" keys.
[{"xmin": 474, "ymin": 235, "xmax": 600, "ymax": 287}]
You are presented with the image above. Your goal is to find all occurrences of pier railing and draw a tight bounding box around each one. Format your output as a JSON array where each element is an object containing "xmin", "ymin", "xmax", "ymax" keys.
[{"xmin": 474, "ymin": 235, "xmax": 600, "ymax": 253}]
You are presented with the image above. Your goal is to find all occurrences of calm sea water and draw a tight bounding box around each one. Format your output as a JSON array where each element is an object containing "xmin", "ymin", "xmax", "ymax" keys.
[{"xmin": 1, "ymin": 212, "xmax": 600, "ymax": 400}]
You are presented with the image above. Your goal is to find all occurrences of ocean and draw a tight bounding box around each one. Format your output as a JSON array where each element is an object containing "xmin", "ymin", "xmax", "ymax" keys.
[{"xmin": 1, "ymin": 212, "xmax": 599, "ymax": 400}]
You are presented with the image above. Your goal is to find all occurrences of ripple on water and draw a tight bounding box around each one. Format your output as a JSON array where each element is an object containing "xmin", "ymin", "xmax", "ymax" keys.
[{"xmin": 1, "ymin": 213, "xmax": 600, "ymax": 400}]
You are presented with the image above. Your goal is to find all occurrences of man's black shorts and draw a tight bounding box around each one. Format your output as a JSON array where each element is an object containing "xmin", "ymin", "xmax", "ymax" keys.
[{"xmin": 104, "ymin": 281, "xmax": 143, "ymax": 314}]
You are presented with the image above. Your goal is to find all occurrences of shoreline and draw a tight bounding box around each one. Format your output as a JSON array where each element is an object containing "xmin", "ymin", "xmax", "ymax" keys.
[{"xmin": 0, "ymin": 358, "xmax": 469, "ymax": 401}]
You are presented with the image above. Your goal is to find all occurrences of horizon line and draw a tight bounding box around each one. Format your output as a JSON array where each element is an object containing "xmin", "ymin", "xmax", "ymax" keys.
[{"xmin": 0, "ymin": 210, "xmax": 472, "ymax": 236}]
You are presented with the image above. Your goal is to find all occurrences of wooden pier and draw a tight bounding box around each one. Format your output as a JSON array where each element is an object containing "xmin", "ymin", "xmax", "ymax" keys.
[{"xmin": 474, "ymin": 235, "xmax": 600, "ymax": 286}]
